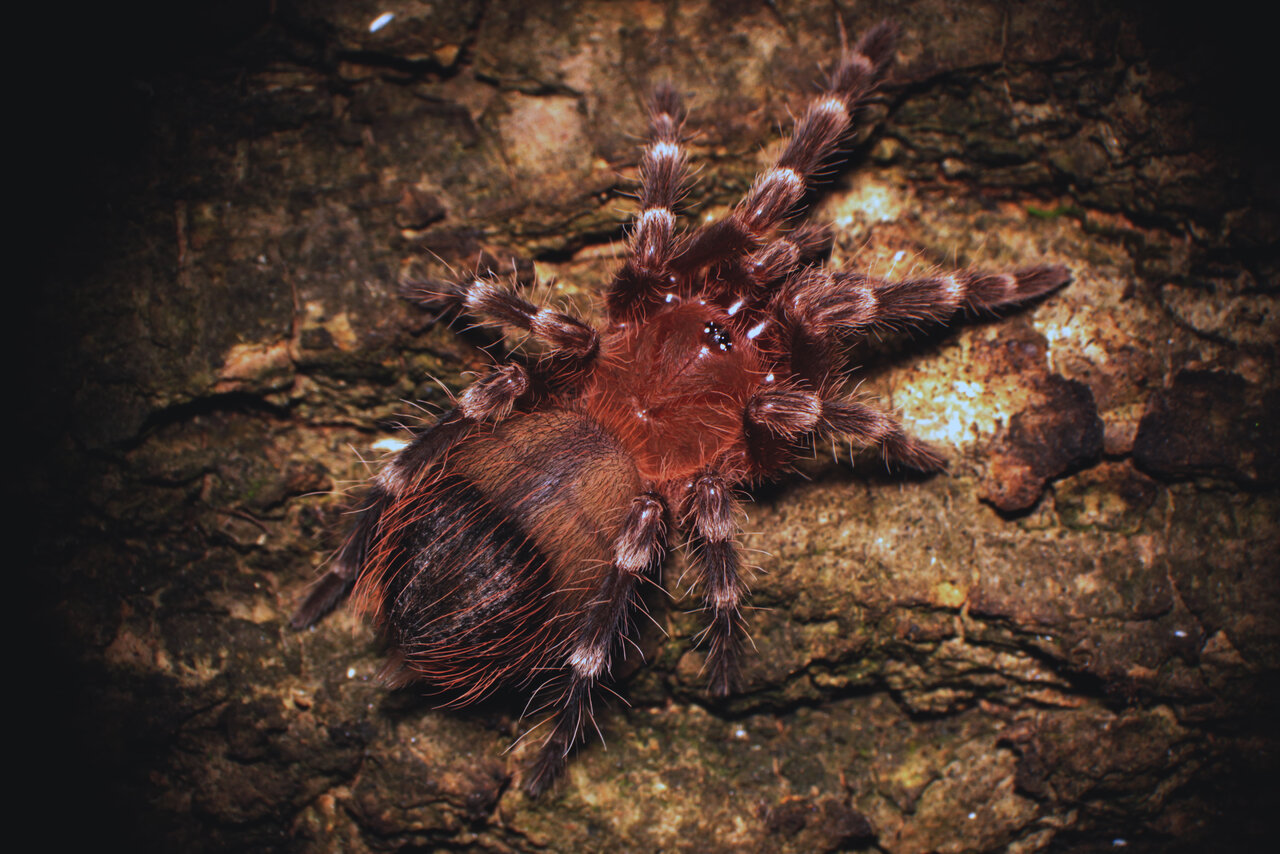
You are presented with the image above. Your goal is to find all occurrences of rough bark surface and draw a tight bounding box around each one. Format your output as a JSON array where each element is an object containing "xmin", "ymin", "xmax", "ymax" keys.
[{"xmin": 26, "ymin": 1, "xmax": 1276, "ymax": 852}]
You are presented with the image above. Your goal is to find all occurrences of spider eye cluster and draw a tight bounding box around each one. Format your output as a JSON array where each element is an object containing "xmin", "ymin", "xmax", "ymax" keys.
[{"xmin": 703, "ymin": 321, "xmax": 733, "ymax": 352}]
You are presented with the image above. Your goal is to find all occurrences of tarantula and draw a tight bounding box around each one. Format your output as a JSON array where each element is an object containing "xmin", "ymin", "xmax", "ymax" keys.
[{"xmin": 293, "ymin": 21, "xmax": 1068, "ymax": 795}]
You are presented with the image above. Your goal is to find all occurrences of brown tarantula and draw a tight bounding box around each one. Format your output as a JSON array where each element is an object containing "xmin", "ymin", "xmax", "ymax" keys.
[{"xmin": 293, "ymin": 21, "xmax": 1068, "ymax": 795}]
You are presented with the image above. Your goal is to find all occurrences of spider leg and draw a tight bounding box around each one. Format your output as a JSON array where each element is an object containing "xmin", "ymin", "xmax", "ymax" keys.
[
  {"xmin": 686, "ymin": 471, "xmax": 748, "ymax": 697},
  {"xmin": 747, "ymin": 387, "xmax": 946, "ymax": 472},
  {"xmin": 406, "ymin": 273, "xmax": 600, "ymax": 365},
  {"xmin": 785, "ymin": 264, "xmax": 1070, "ymax": 333},
  {"xmin": 289, "ymin": 487, "xmax": 391, "ymax": 629},
  {"xmin": 672, "ymin": 21, "xmax": 898, "ymax": 275},
  {"xmin": 741, "ymin": 223, "xmax": 832, "ymax": 290},
  {"xmin": 290, "ymin": 365, "xmax": 532, "ymax": 629},
  {"xmin": 607, "ymin": 84, "xmax": 691, "ymax": 320},
  {"xmin": 525, "ymin": 492, "xmax": 667, "ymax": 796}
]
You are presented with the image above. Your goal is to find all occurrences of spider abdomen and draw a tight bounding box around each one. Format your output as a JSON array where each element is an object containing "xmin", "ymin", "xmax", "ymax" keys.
[{"xmin": 357, "ymin": 410, "xmax": 642, "ymax": 701}]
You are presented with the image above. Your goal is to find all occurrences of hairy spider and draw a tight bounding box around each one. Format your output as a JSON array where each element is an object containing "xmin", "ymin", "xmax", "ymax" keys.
[{"xmin": 292, "ymin": 21, "xmax": 1068, "ymax": 796}]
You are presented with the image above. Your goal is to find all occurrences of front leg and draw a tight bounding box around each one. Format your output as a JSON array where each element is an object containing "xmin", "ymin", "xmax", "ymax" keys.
[
  {"xmin": 606, "ymin": 84, "xmax": 690, "ymax": 320},
  {"xmin": 671, "ymin": 22, "xmax": 899, "ymax": 273},
  {"xmin": 525, "ymin": 492, "xmax": 667, "ymax": 796},
  {"xmin": 784, "ymin": 265, "xmax": 1070, "ymax": 333}
]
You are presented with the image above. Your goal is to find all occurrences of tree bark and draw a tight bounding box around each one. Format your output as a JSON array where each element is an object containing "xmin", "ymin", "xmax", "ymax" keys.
[{"xmin": 27, "ymin": 1, "xmax": 1276, "ymax": 851}]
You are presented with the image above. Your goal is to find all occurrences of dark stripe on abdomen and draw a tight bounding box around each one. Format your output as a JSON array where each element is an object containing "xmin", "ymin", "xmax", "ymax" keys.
[{"xmin": 372, "ymin": 472, "xmax": 560, "ymax": 698}]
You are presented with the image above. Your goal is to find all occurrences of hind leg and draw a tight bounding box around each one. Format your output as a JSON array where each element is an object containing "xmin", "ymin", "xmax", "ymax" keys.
[{"xmin": 290, "ymin": 364, "xmax": 533, "ymax": 629}]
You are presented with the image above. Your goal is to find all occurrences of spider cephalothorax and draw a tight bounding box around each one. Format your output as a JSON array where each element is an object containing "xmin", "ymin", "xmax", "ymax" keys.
[{"xmin": 293, "ymin": 21, "xmax": 1068, "ymax": 795}]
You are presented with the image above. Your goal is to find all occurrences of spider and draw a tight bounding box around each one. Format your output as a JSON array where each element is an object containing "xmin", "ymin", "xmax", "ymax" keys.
[{"xmin": 292, "ymin": 20, "xmax": 1068, "ymax": 796}]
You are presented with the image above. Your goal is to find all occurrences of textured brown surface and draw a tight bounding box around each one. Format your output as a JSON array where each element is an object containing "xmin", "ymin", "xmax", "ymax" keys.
[{"xmin": 25, "ymin": 1, "xmax": 1276, "ymax": 851}]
